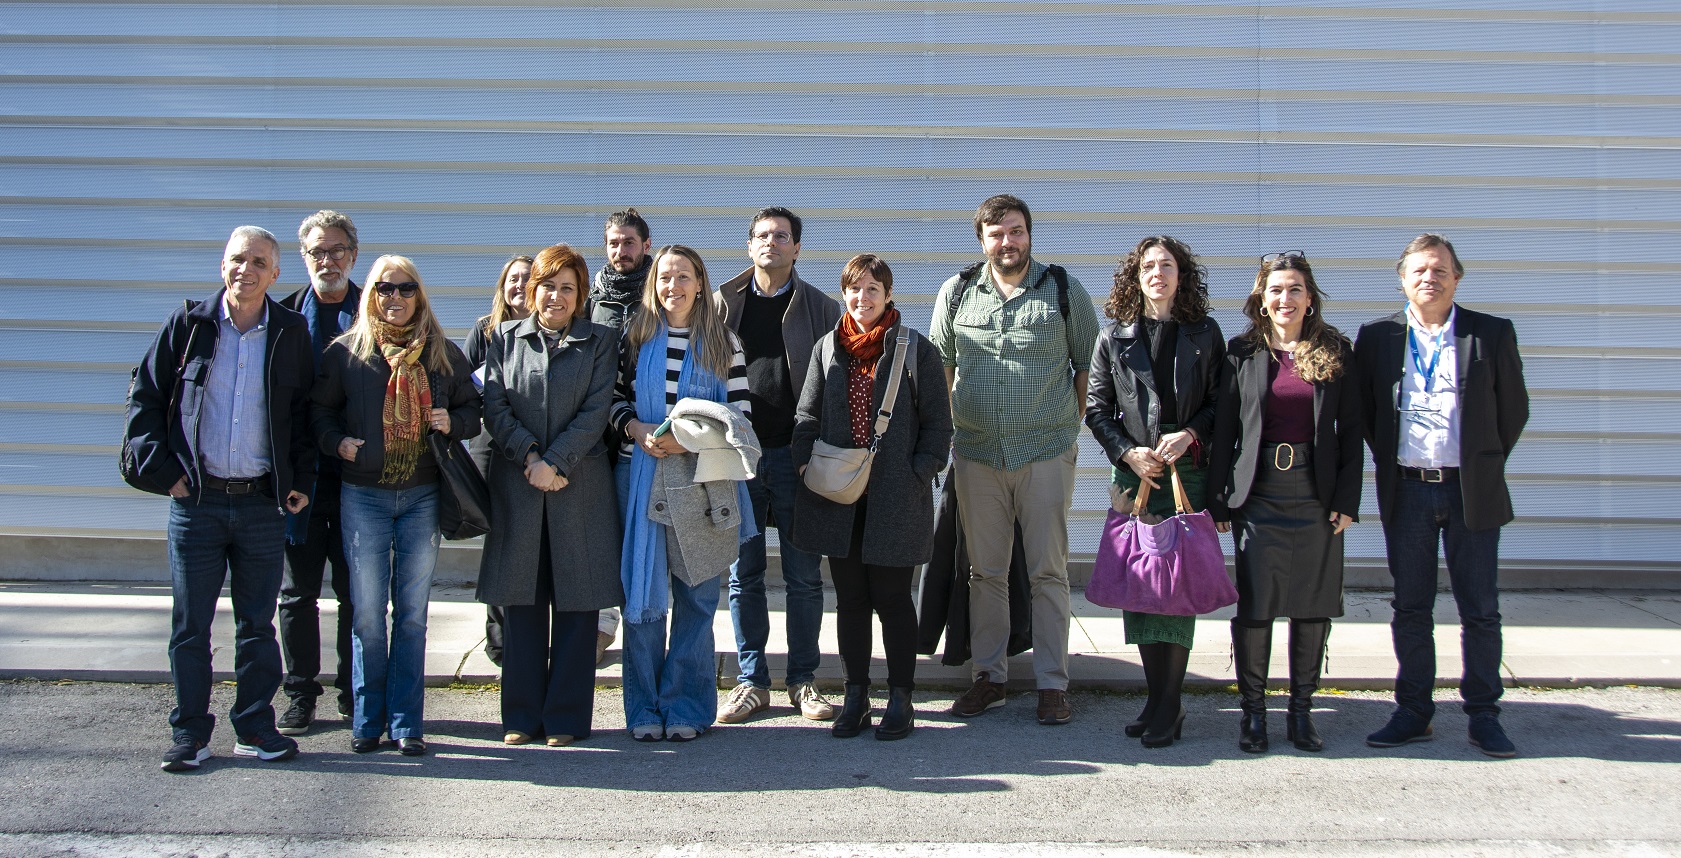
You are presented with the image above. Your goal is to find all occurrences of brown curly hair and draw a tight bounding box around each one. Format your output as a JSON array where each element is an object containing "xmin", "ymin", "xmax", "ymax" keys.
[
  {"xmin": 1238, "ymin": 254, "xmax": 1347, "ymax": 384},
  {"xmin": 1105, "ymin": 235, "xmax": 1210, "ymax": 324}
]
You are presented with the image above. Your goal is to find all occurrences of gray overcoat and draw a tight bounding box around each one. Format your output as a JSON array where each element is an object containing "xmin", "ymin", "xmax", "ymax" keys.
[
  {"xmin": 788, "ymin": 321, "xmax": 952, "ymax": 567},
  {"xmin": 476, "ymin": 315, "xmax": 624, "ymax": 610}
]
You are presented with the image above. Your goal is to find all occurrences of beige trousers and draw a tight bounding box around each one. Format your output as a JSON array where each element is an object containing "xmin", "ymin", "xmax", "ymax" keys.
[{"xmin": 951, "ymin": 444, "xmax": 1078, "ymax": 690}]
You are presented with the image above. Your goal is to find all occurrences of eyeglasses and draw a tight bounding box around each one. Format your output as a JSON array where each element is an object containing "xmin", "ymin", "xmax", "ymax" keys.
[
  {"xmin": 751, "ymin": 230, "xmax": 794, "ymax": 245},
  {"xmin": 303, "ymin": 246, "xmax": 351, "ymax": 263},
  {"xmin": 1261, "ymin": 250, "xmax": 1305, "ymax": 263},
  {"xmin": 373, "ymin": 281, "xmax": 419, "ymax": 297}
]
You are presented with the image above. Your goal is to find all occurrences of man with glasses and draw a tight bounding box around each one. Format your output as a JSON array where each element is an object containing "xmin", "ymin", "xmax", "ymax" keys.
[
  {"xmin": 715, "ymin": 206, "xmax": 842, "ymax": 724},
  {"xmin": 125, "ymin": 226, "xmax": 317, "ymax": 770},
  {"xmin": 930, "ymin": 194, "xmax": 1099, "ymax": 726},
  {"xmin": 274, "ymin": 209, "xmax": 362, "ymax": 734},
  {"xmin": 1355, "ymin": 233, "xmax": 1529, "ymax": 757}
]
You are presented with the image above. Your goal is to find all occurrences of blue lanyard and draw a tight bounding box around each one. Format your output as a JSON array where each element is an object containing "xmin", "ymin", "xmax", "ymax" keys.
[{"xmin": 1407, "ymin": 315, "xmax": 1449, "ymax": 393}]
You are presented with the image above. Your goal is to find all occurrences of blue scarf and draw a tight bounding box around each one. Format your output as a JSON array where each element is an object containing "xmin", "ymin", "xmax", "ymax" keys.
[{"xmin": 619, "ymin": 323, "xmax": 757, "ymax": 624}]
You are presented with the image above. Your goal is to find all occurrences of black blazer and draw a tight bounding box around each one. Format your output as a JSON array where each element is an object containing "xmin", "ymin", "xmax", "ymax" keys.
[
  {"xmin": 1085, "ymin": 317, "xmax": 1224, "ymax": 466},
  {"xmin": 1206, "ymin": 337, "xmax": 1363, "ymax": 523},
  {"xmin": 1354, "ymin": 305, "xmax": 1529, "ymax": 532}
]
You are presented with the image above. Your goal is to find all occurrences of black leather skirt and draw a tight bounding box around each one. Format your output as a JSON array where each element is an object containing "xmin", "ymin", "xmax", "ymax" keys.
[{"xmin": 1230, "ymin": 442, "xmax": 1346, "ymax": 621}]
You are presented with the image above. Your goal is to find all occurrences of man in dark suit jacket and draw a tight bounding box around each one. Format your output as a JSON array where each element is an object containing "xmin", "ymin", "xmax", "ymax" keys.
[
  {"xmin": 273, "ymin": 209, "xmax": 361, "ymax": 735},
  {"xmin": 1355, "ymin": 233, "xmax": 1529, "ymax": 758}
]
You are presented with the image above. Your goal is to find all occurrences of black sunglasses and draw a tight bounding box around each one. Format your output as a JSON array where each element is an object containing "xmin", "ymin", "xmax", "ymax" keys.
[
  {"xmin": 374, "ymin": 281, "xmax": 419, "ymax": 297},
  {"xmin": 1261, "ymin": 250, "xmax": 1306, "ymax": 263}
]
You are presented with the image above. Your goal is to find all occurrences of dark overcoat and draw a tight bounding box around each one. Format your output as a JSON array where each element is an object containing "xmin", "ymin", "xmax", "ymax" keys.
[
  {"xmin": 476, "ymin": 315, "xmax": 624, "ymax": 610},
  {"xmin": 1354, "ymin": 306, "xmax": 1528, "ymax": 532},
  {"xmin": 787, "ymin": 320, "xmax": 952, "ymax": 567}
]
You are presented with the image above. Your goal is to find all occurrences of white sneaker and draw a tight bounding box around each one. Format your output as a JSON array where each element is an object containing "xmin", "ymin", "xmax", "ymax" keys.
[
  {"xmin": 789, "ymin": 681, "xmax": 837, "ymax": 721},
  {"xmin": 717, "ymin": 683, "xmax": 770, "ymax": 724}
]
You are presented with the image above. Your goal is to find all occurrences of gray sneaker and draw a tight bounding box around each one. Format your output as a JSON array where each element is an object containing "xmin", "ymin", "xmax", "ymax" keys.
[
  {"xmin": 789, "ymin": 681, "xmax": 837, "ymax": 721},
  {"xmin": 716, "ymin": 683, "xmax": 770, "ymax": 724}
]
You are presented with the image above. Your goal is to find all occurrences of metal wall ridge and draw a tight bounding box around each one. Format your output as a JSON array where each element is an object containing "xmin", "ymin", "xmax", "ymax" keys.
[{"xmin": 3, "ymin": 116, "xmax": 1677, "ymax": 150}]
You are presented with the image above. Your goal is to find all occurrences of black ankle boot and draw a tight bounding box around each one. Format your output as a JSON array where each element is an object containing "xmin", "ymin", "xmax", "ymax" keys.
[
  {"xmin": 831, "ymin": 683, "xmax": 872, "ymax": 738},
  {"xmin": 1287, "ymin": 620, "xmax": 1330, "ymax": 752},
  {"xmin": 1232, "ymin": 621, "xmax": 1273, "ymax": 754},
  {"xmin": 875, "ymin": 685, "xmax": 914, "ymax": 741}
]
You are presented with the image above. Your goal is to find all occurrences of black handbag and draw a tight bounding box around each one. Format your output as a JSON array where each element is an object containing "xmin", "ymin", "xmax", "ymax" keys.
[{"xmin": 428, "ymin": 430, "xmax": 492, "ymax": 540}]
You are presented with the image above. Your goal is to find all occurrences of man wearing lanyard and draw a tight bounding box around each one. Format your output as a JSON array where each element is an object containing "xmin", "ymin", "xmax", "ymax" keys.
[{"xmin": 1354, "ymin": 234, "xmax": 1529, "ymax": 757}]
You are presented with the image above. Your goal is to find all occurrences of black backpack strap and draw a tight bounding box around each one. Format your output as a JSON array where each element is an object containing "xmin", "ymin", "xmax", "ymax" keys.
[{"xmin": 947, "ymin": 261, "xmax": 987, "ymax": 314}]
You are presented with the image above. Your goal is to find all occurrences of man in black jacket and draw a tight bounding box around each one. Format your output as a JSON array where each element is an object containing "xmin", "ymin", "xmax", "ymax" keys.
[
  {"xmin": 124, "ymin": 226, "xmax": 318, "ymax": 772},
  {"xmin": 1355, "ymin": 233, "xmax": 1529, "ymax": 758},
  {"xmin": 274, "ymin": 209, "xmax": 362, "ymax": 734}
]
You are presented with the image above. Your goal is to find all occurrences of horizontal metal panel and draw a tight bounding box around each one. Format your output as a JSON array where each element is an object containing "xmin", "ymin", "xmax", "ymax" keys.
[{"xmin": 4, "ymin": 126, "xmax": 1676, "ymax": 182}]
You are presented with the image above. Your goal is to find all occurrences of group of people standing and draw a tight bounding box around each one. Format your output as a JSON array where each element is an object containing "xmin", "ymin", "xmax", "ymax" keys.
[{"xmin": 124, "ymin": 192, "xmax": 1529, "ymax": 774}]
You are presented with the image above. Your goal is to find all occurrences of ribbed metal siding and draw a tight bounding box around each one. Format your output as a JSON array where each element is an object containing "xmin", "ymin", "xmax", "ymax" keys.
[{"xmin": 2, "ymin": 1, "xmax": 1677, "ymax": 579}]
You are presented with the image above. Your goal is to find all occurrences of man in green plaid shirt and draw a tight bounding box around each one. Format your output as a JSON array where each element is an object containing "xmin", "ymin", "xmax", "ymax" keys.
[{"xmin": 929, "ymin": 194, "xmax": 1100, "ymax": 726}]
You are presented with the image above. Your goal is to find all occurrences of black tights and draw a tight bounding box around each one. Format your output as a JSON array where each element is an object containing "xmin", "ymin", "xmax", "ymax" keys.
[{"xmin": 828, "ymin": 501, "xmax": 917, "ymax": 689}]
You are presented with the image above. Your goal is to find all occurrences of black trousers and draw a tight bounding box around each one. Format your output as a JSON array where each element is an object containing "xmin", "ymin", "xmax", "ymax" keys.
[
  {"xmin": 500, "ymin": 530, "xmax": 599, "ymax": 739},
  {"xmin": 829, "ymin": 498, "xmax": 918, "ymax": 689},
  {"xmin": 278, "ymin": 481, "xmax": 352, "ymax": 705}
]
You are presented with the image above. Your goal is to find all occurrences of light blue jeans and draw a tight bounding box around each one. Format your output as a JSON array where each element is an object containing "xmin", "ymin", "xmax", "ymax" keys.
[{"xmin": 341, "ymin": 482, "xmax": 439, "ymax": 741}]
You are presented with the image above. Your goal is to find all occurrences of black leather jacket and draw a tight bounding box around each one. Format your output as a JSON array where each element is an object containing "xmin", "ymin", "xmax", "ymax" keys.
[{"xmin": 1084, "ymin": 317, "xmax": 1225, "ymax": 467}]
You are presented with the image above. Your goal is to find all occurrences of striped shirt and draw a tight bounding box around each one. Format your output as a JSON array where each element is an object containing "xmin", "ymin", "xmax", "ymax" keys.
[{"xmin": 610, "ymin": 327, "xmax": 750, "ymax": 453}]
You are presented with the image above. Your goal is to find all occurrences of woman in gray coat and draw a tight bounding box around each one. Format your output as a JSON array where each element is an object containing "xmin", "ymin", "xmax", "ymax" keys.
[
  {"xmin": 790, "ymin": 254, "xmax": 952, "ymax": 741},
  {"xmin": 478, "ymin": 244, "xmax": 623, "ymax": 747}
]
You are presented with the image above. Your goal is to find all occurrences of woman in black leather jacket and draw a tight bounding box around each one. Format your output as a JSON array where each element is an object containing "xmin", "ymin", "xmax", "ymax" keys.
[{"xmin": 1084, "ymin": 235, "xmax": 1223, "ymax": 748}]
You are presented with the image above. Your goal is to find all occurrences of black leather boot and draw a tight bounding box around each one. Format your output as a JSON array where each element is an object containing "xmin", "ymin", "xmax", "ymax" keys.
[
  {"xmin": 1287, "ymin": 620, "xmax": 1330, "ymax": 752},
  {"xmin": 1233, "ymin": 620, "xmax": 1273, "ymax": 754},
  {"xmin": 875, "ymin": 685, "xmax": 915, "ymax": 741},
  {"xmin": 1140, "ymin": 643, "xmax": 1189, "ymax": 748},
  {"xmin": 831, "ymin": 683, "xmax": 872, "ymax": 738},
  {"xmin": 1126, "ymin": 643, "xmax": 1162, "ymax": 738}
]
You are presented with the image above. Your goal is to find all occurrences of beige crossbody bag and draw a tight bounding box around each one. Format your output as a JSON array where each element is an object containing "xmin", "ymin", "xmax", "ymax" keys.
[{"xmin": 802, "ymin": 330, "xmax": 912, "ymax": 505}]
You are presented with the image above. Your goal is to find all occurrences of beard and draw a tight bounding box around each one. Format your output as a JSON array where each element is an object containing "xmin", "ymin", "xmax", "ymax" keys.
[
  {"xmin": 990, "ymin": 252, "xmax": 1029, "ymax": 278},
  {"xmin": 310, "ymin": 270, "xmax": 348, "ymax": 297}
]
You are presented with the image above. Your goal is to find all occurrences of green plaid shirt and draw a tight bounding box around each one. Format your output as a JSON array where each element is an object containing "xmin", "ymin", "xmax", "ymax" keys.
[{"xmin": 930, "ymin": 259, "xmax": 1100, "ymax": 471}]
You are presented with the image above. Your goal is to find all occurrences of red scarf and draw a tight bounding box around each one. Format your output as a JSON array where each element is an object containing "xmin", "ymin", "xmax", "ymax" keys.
[
  {"xmin": 837, "ymin": 305, "xmax": 899, "ymax": 379},
  {"xmin": 369, "ymin": 318, "xmax": 433, "ymax": 485}
]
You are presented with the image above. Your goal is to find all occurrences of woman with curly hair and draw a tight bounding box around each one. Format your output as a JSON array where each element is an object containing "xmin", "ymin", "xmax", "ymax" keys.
[
  {"xmin": 1207, "ymin": 252, "xmax": 1361, "ymax": 754},
  {"xmin": 1084, "ymin": 235, "xmax": 1223, "ymax": 748}
]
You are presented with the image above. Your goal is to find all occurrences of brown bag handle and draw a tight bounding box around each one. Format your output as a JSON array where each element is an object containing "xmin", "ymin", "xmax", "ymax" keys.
[{"xmin": 1169, "ymin": 462, "xmax": 1192, "ymax": 515}]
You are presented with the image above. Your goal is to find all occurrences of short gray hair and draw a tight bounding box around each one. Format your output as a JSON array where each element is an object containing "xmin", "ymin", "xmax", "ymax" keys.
[
  {"xmin": 297, "ymin": 209, "xmax": 359, "ymax": 250},
  {"xmin": 228, "ymin": 225, "xmax": 280, "ymax": 257}
]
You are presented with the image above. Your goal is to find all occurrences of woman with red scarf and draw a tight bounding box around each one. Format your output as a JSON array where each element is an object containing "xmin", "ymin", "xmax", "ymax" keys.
[
  {"xmin": 311, "ymin": 255, "xmax": 480, "ymax": 757},
  {"xmin": 789, "ymin": 254, "xmax": 951, "ymax": 741}
]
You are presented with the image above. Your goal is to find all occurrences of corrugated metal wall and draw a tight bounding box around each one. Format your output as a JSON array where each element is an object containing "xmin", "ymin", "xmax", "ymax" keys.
[{"xmin": 3, "ymin": 0, "xmax": 1677, "ymax": 582}]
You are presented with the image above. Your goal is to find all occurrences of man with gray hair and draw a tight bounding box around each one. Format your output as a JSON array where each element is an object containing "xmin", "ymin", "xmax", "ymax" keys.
[
  {"xmin": 274, "ymin": 209, "xmax": 362, "ymax": 733},
  {"xmin": 123, "ymin": 226, "xmax": 318, "ymax": 771}
]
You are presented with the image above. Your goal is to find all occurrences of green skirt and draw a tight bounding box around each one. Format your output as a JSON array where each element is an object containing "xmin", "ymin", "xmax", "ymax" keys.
[{"xmin": 1111, "ymin": 436, "xmax": 1207, "ymax": 650}]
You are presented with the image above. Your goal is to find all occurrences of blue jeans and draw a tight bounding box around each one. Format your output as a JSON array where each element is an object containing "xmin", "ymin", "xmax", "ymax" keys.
[
  {"xmin": 622, "ymin": 573, "xmax": 721, "ymax": 733},
  {"xmin": 1383, "ymin": 474, "xmax": 1504, "ymax": 720},
  {"xmin": 167, "ymin": 489, "xmax": 289, "ymax": 743},
  {"xmin": 341, "ymin": 482, "xmax": 440, "ymax": 740},
  {"xmin": 729, "ymin": 445, "xmax": 824, "ymax": 688}
]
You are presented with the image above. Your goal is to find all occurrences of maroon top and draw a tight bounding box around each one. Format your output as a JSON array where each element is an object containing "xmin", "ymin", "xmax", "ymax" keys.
[{"xmin": 1261, "ymin": 350, "xmax": 1315, "ymax": 443}]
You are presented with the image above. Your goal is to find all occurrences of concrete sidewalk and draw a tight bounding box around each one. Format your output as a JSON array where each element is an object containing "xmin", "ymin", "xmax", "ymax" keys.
[{"xmin": 1, "ymin": 581, "xmax": 1677, "ymax": 690}]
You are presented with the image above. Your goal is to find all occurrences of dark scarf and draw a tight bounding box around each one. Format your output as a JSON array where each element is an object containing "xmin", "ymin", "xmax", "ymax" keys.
[{"xmin": 593, "ymin": 254, "xmax": 652, "ymax": 306}]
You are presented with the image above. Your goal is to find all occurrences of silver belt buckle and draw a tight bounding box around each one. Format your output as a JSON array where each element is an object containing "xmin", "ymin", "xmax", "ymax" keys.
[
  {"xmin": 1273, "ymin": 444, "xmax": 1295, "ymax": 471},
  {"xmin": 1420, "ymin": 467, "xmax": 1445, "ymax": 483}
]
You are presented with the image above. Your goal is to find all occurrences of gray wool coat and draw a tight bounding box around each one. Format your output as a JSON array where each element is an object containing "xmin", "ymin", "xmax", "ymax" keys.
[
  {"xmin": 476, "ymin": 315, "xmax": 624, "ymax": 610},
  {"xmin": 789, "ymin": 321, "xmax": 952, "ymax": 567}
]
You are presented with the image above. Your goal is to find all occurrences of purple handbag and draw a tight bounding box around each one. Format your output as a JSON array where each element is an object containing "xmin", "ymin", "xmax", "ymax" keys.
[{"xmin": 1087, "ymin": 464, "xmax": 1237, "ymax": 616}]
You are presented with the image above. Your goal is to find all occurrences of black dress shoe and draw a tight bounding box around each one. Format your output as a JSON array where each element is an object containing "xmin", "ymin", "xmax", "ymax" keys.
[
  {"xmin": 397, "ymin": 738, "xmax": 426, "ymax": 757},
  {"xmin": 1140, "ymin": 707, "xmax": 1185, "ymax": 749},
  {"xmin": 351, "ymin": 736, "xmax": 381, "ymax": 754}
]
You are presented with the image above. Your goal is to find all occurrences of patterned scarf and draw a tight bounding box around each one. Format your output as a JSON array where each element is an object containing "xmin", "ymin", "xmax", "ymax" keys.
[
  {"xmin": 838, "ymin": 305, "xmax": 899, "ymax": 380},
  {"xmin": 592, "ymin": 254, "xmax": 652, "ymax": 306},
  {"xmin": 370, "ymin": 318, "xmax": 432, "ymax": 485}
]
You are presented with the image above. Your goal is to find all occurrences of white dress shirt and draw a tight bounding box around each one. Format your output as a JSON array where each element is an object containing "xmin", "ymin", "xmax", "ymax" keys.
[{"xmin": 1397, "ymin": 303, "xmax": 1460, "ymax": 468}]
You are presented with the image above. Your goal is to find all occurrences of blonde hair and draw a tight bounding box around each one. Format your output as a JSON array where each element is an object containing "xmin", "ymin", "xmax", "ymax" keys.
[
  {"xmin": 339, "ymin": 255, "xmax": 454, "ymax": 375},
  {"xmin": 623, "ymin": 245, "xmax": 736, "ymax": 380},
  {"xmin": 481, "ymin": 254, "xmax": 534, "ymax": 342}
]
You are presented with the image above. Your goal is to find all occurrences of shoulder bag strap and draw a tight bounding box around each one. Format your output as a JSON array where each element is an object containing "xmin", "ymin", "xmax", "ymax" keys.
[{"xmin": 867, "ymin": 331, "xmax": 911, "ymax": 450}]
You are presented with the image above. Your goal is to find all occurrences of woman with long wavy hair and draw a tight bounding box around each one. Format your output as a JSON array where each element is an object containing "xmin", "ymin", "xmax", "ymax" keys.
[
  {"xmin": 311, "ymin": 255, "xmax": 481, "ymax": 757},
  {"xmin": 1207, "ymin": 251, "xmax": 1361, "ymax": 754},
  {"xmin": 1085, "ymin": 235, "xmax": 1223, "ymax": 748}
]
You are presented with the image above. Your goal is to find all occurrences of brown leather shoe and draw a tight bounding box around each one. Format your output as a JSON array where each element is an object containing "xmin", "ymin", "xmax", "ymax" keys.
[
  {"xmin": 1037, "ymin": 689, "xmax": 1073, "ymax": 725},
  {"xmin": 948, "ymin": 672, "xmax": 1007, "ymax": 718}
]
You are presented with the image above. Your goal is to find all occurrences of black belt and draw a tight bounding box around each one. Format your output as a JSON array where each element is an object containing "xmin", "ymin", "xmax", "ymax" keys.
[
  {"xmin": 1400, "ymin": 466, "xmax": 1458, "ymax": 483},
  {"xmin": 201, "ymin": 473, "xmax": 274, "ymax": 497},
  {"xmin": 1262, "ymin": 441, "xmax": 1310, "ymax": 471}
]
